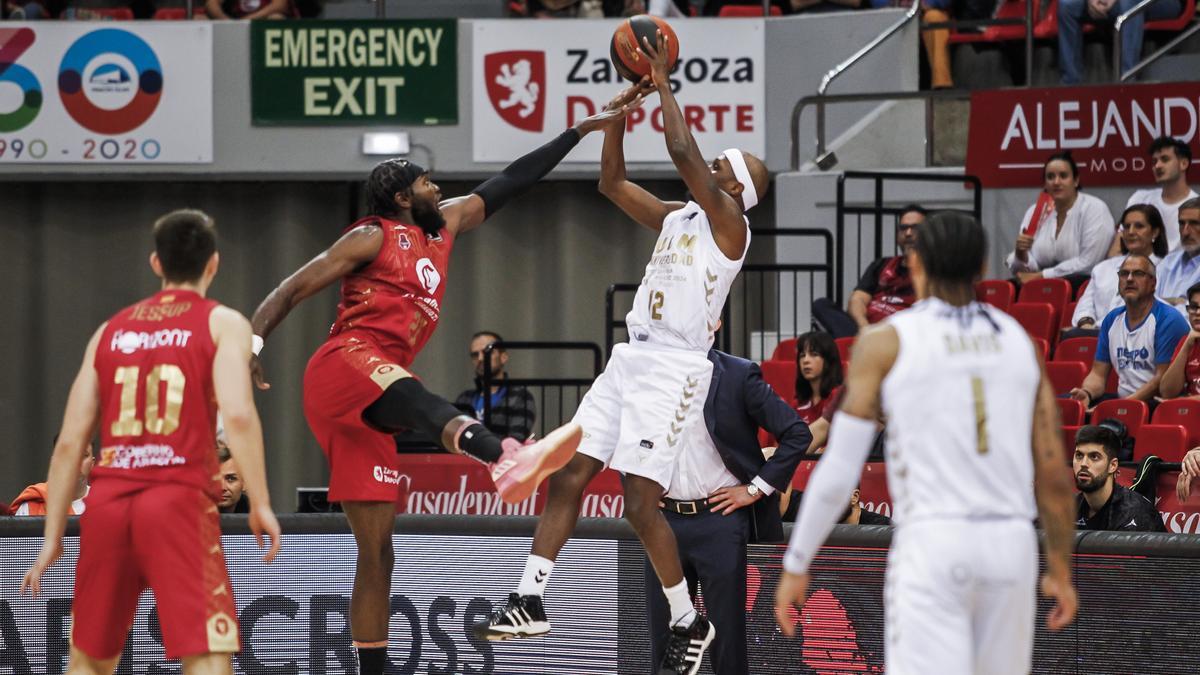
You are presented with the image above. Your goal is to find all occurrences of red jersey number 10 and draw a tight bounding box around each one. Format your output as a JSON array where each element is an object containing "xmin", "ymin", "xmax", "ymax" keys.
[{"xmin": 111, "ymin": 365, "xmax": 187, "ymax": 437}]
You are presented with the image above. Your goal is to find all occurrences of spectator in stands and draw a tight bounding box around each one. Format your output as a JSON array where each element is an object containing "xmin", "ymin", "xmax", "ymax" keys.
[
  {"xmin": 1006, "ymin": 152, "xmax": 1115, "ymax": 289},
  {"xmin": 1159, "ymin": 282, "xmax": 1200, "ymax": 399},
  {"xmin": 919, "ymin": 0, "xmax": 954, "ymax": 89},
  {"xmin": 1175, "ymin": 446, "xmax": 1200, "ymax": 501},
  {"xmin": 217, "ymin": 442, "xmax": 249, "ymax": 514},
  {"xmin": 1068, "ymin": 204, "xmax": 1168, "ymax": 338},
  {"xmin": 206, "ymin": 0, "xmax": 292, "ymax": 19},
  {"xmin": 812, "ymin": 204, "xmax": 924, "ymax": 338},
  {"xmin": 3, "ymin": 0, "xmax": 60, "ymax": 19},
  {"xmin": 510, "ymin": 0, "xmax": 610, "ymax": 16},
  {"xmin": 1154, "ymin": 198, "xmax": 1200, "ymax": 306},
  {"xmin": 11, "ymin": 439, "xmax": 92, "ymax": 517},
  {"xmin": 1073, "ymin": 424, "xmax": 1165, "ymax": 531},
  {"xmin": 841, "ymin": 486, "xmax": 891, "ymax": 525},
  {"xmin": 1117, "ymin": 138, "xmax": 1197, "ymax": 253},
  {"xmin": 648, "ymin": 348, "xmax": 809, "ymax": 675},
  {"xmin": 793, "ymin": 331, "xmax": 844, "ymax": 424},
  {"xmin": 454, "ymin": 331, "xmax": 537, "ymax": 442},
  {"xmin": 1058, "ymin": 0, "xmax": 1182, "ymax": 85},
  {"xmin": 624, "ymin": 0, "xmax": 692, "ymax": 14},
  {"xmin": 1069, "ymin": 254, "xmax": 1189, "ymax": 412}
]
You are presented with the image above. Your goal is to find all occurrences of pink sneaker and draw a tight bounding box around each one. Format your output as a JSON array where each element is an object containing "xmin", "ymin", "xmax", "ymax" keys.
[{"xmin": 490, "ymin": 422, "xmax": 582, "ymax": 504}]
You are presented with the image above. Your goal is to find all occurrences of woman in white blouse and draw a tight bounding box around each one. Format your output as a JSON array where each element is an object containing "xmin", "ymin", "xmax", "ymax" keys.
[
  {"xmin": 1066, "ymin": 204, "xmax": 1168, "ymax": 338},
  {"xmin": 1006, "ymin": 152, "xmax": 1115, "ymax": 287}
]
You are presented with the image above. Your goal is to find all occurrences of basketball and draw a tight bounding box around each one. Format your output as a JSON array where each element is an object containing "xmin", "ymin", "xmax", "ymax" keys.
[{"xmin": 610, "ymin": 15, "xmax": 680, "ymax": 83}]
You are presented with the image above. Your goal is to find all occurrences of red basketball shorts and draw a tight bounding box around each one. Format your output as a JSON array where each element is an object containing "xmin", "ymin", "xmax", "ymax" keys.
[
  {"xmin": 72, "ymin": 478, "xmax": 238, "ymax": 661},
  {"xmin": 303, "ymin": 334, "xmax": 414, "ymax": 503}
]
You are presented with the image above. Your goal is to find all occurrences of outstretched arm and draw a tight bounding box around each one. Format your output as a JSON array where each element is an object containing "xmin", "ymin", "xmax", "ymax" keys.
[
  {"xmin": 442, "ymin": 103, "xmax": 638, "ymax": 236},
  {"xmin": 640, "ymin": 31, "xmax": 746, "ymax": 259},
  {"xmin": 598, "ymin": 80, "xmax": 682, "ymax": 231},
  {"xmin": 249, "ymin": 224, "xmax": 383, "ymax": 389},
  {"xmin": 22, "ymin": 324, "xmax": 104, "ymax": 596}
]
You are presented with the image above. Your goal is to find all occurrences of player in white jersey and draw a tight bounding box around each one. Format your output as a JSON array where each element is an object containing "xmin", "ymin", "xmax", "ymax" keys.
[
  {"xmin": 475, "ymin": 34, "xmax": 769, "ymax": 675},
  {"xmin": 775, "ymin": 212, "xmax": 1078, "ymax": 674}
]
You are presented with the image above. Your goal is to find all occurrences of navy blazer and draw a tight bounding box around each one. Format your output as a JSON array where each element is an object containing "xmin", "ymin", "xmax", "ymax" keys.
[{"xmin": 703, "ymin": 350, "xmax": 811, "ymax": 543}]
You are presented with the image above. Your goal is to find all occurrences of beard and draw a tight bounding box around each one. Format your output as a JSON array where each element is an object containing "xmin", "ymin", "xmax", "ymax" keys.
[
  {"xmin": 412, "ymin": 199, "xmax": 446, "ymax": 235},
  {"xmin": 1075, "ymin": 472, "xmax": 1108, "ymax": 493}
]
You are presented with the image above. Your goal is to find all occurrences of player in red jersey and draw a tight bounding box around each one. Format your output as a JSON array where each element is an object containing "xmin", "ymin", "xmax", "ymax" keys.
[
  {"xmin": 248, "ymin": 100, "xmax": 637, "ymax": 674},
  {"xmin": 21, "ymin": 210, "xmax": 281, "ymax": 674}
]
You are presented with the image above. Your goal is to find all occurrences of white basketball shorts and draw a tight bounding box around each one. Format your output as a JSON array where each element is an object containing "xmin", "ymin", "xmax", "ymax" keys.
[{"xmin": 572, "ymin": 342, "xmax": 713, "ymax": 490}]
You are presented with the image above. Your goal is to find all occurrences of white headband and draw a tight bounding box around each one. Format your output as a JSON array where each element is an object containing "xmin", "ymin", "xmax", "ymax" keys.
[{"xmin": 723, "ymin": 148, "xmax": 758, "ymax": 212}]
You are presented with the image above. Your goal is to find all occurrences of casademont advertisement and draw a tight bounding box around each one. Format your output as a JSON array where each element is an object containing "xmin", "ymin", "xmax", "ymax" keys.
[
  {"xmin": 471, "ymin": 19, "xmax": 764, "ymax": 163},
  {"xmin": 966, "ymin": 82, "xmax": 1200, "ymax": 187},
  {"xmin": 250, "ymin": 20, "xmax": 457, "ymax": 125}
]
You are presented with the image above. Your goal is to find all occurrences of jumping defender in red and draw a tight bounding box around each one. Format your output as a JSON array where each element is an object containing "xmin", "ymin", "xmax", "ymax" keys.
[
  {"xmin": 249, "ymin": 106, "xmax": 631, "ymax": 674},
  {"xmin": 22, "ymin": 210, "xmax": 281, "ymax": 675}
]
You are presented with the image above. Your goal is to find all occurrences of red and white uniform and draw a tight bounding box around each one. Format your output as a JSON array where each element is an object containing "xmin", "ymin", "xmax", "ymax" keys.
[
  {"xmin": 303, "ymin": 216, "xmax": 456, "ymax": 502},
  {"xmin": 75, "ymin": 289, "xmax": 239, "ymax": 660}
]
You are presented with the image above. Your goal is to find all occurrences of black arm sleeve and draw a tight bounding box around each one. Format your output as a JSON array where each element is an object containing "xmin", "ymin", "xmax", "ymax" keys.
[{"xmin": 471, "ymin": 128, "xmax": 582, "ymax": 218}]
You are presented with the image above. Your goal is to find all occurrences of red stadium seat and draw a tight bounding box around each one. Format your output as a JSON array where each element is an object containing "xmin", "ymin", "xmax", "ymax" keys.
[
  {"xmin": 976, "ymin": 280, "xmax": 1015, "ymax": 312},
  {"xmin": 1054, "ymin": 337, "xmax": 1098, "ymax": 366},
  {"xmin": 1134, "ymin": 424, "xmax": 1188, "ymax": 462},
  {"xmin": 1019, "ymin": 278, "xmax": 1072, "ymax": 328},
  {"xmin": 153, "ymin": 6, "xmax": 207, "ymax": 18},
  {"xmin": 771, "ymin": 338, "xmax": 798, "ymax": 362},
  {"xmin": 1153, "ymin": 398, "xmax": 1200, "ymax": 449},
  {"xmin": 82, "ymin": 6, "xmax": 135, "ymax": 19},
  {"xmin": 1092, "ymin": 398, "xmax": 1149, "ymax": 438},
  {"xmin": 949, "ymin": 0, "xmax": 1040, "ymax": 43},
  {"xmin": 1047, "ymin": 361, "xmax": 1087, "ymax": 395},
  {"xmin": 759, "ymin": 359, "xmax": 797, "ymax": 406},
  {"xmin": 1009, "ymin": 303, "xmax": 1056, "ymax": 346},
  {"xmin": 1145, "ymin": 0, "xmax": 1195, "ymax": 32},
  {"xmin": 835, "ymin": 337, "xmax": 855, "ymax": 362},
  {"xmin": 1061, "ymin": 301, "xmax": 1077, "ymax": 330},
  {"xmin": 718, "ymin": 4, "xmax": 784, "ymax": 15},
  {"xmin": 1062, "ymin": 425, "xmax": 1081, "ymax": 462},
  {"xmin": 1057, "ymin": 398, "xmax": 1085, "ymax": 426},
  {"xmin": 1032, "ymin": 337, "xmax": 1049, "ymax": 360},
  {"xmin": 1073, "ymin": 277, "xmax": 1090, "ymax": 301}
]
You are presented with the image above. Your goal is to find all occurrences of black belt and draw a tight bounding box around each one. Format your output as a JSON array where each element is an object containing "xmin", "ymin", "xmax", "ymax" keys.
[{"xmin": 661, "ymin": 497, "xmax": 715, "ymax": 516}]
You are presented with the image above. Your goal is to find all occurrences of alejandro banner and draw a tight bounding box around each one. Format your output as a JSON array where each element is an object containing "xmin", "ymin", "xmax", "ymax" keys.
[
  {"xmin": 471, "ymin": 19, "xmax": 764, "ymax": 163},
  {"xmin": 251, "ymin": 20, "xmax": 457, "ymax": 125},
  {"xmin": 966, "ymin": 82, "xmax": 1200, "ymax": 187},
  {"xmin": 0, "ymin": 23, "xmax": 211, "ymax": 163}
]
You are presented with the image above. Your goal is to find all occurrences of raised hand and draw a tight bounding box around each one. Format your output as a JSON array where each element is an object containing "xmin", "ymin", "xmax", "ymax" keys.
[{"xmin": 637, "ymin": 30, "xmax": 673, "ymax": 89}]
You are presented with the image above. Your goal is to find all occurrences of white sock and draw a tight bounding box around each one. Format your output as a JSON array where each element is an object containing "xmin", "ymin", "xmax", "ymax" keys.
[
  {"xmin": 663, "ymin": 580, "xmax": 696, "ymax": 627},
  {"xmin": 517, "ymin": 555, "xmax": 554, "ymax": 596}
]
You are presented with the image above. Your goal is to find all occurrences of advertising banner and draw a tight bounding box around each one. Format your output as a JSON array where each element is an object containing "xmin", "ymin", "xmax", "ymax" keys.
[
  {"xmin": 966, "ymin": 83, "xmax": 1200, "ymax": 187},
  {"xmin": 0, "ymin": 23, "xmax": 212, "ymax": 163},
  {"xmin": 251, "ymin": 20, "xmax": 457, "ymax": 126},
  {"xmin": 394, "ymin": 454, "xmax": 624, "ymax": 517},
  {"xmin": 471, "ymin": 19, "xmax": 764, "ymax": 163}
]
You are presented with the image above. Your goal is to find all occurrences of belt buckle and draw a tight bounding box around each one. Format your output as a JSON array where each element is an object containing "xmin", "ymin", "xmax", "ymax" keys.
[{"xmin": 678, "ymin": 501, "xmax": 698, "ymax": 515}]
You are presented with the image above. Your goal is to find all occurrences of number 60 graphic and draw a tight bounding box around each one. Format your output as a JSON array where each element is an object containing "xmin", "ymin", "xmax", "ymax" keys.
[{"xmin": 0, "ymin": 26, "xmax": 162, "ymax": 134}]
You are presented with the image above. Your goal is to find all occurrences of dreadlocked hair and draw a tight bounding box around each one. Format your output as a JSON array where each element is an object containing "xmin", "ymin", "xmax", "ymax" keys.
[{"xmin": 366, "ymin": 159, "xmax": 417, "ymax": 217}]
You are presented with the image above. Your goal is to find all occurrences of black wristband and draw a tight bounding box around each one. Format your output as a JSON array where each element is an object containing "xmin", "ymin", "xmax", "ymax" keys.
[{"xmin": 471, "ymin": 128, "xmax": 582, "ymax": 218}]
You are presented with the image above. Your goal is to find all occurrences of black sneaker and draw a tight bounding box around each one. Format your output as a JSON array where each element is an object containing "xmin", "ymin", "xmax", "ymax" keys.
[
  {"xmin": 657, "ymin": 613, "xmax": 716, "ymax": 675},
  {"xmin": 472, "ymin": 593, "xmax": 551, "ymax": 641}
]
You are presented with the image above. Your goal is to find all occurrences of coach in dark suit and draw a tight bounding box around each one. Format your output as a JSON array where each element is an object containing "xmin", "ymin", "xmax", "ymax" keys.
[{"xmin": 646, "ymin": 349, "xmax": 811, "ymax": 674}]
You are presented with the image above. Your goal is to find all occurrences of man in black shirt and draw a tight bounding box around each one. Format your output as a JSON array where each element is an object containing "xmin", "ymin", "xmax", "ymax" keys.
[
  {"xmin": 454, "ymin": 331, "xmax": 537, "ymax": 441},
  {"xmin": 1073, "ymin": 424, "xmax": 1165, "ymax": 532}
]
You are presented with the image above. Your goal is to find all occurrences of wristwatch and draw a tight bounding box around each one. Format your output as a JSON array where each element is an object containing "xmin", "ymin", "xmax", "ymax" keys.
[{"xmin": 746, "ymin": 483, "xmax": 760, "ymax": 498}]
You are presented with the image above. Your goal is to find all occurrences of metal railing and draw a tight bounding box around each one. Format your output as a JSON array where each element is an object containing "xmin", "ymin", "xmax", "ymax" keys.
[
  {"xmin": 605, "ymin": 229, "xmax": 835, "ymax": 361},
  {"xmin": 791, "ymin": 89, "xmax": 973, "ymax": 170},
  {"xmin": 834, "ymin": 171, "xmax": 982, "ymax": 304},
  {"xmin": 479, "ymin": 340, "xmax": 603, "ymax": 438},
  {"xmin": 1115, "ymin": 0, "xmax": 1200, "ymax": 81}
]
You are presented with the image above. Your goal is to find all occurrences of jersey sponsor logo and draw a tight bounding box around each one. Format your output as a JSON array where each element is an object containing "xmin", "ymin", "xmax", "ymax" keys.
[
  {"xmin": 1116, "ymin": 346, "xmax": 1153, "ymax": 371},
  {"xmin": 397, "ymin": 231, "xmax": 412, "ymax": 250},
  {"xmin": 484, "ymin": 50, "xmax": 545, "ymax": 132},
  {"xmin": 98, "ymin": 443, "xmax": 185, "ymax": 469},
  {"xmin": 110, "ymin": 328, "xmax": 193, "ymax": 354},
  {"xmin": 372, "ymin": 465, "xmax": 402, "ymax": 485},
  {"xmin": 415, "ymin": 257, "xmax": 441, "ymax": 294}
]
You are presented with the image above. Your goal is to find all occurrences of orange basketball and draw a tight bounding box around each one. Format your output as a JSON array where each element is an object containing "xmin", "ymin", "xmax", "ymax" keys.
[{"xmin": 610, "ymin": 15, "xmax": 680, "ymax": 83}]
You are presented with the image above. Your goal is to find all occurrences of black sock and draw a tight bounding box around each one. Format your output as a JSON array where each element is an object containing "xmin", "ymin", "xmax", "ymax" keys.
[
  {"xmin": 459, "ymin": 422, "xmax": 503, "ymax": 463},
  {"xmin": 356, "ymin": 646, "xmax": 387, "ymax": 675}
]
